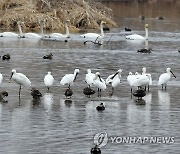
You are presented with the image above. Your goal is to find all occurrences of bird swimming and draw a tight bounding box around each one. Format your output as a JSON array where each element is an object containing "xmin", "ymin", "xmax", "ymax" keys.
[
  {"xmin": 65, "ymin": 88, "xmax": 73, "ymax": 98},
  {"xmin": 0, "ymin": 91, "xmax": 8, "ymax": 103},
  {"xmin": 91, "ymin": 145, "xmax": 101, "ymax": 154},
  {"xmin": 43, "ymin": 53, "xmax": 53, "ymax": 60},
  {"xmin": 126, "ymin": 24, "xmax": 149, "ymax": 40},
  {"xmin": 1, "ymin": 54, "xmax": 11, "ymax": 60},
  {"xmin": 96, "ymin": 103, "xmax": 105, "ymax": 111}
]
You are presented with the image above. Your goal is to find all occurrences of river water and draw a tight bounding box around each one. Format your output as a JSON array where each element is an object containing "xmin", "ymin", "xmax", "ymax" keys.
[{"xmin": 0, "ymin": 1, "xmax": 180, "ymax": 154}]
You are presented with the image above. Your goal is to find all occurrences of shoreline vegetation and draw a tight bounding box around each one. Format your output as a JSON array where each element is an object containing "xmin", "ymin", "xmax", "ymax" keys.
[{"xmin": 0, "ymin": 0, "xmax": 117, "ymax": 33}]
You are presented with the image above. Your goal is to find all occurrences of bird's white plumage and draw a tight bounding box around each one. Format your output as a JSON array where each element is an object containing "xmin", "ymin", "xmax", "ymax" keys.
[
  {"xmin": 48, "ymin": 20, "xmax": 70, "ymax": 39},
  {"xmin": 80, "ymin": 21, "xmax": 106, "ymax": 39},
  {"xmin": 60, "ymin": 69, "xmax": 79, "ymax": 86},
  {"xmin": 93, "ymin": 72, "xmax": 106, "ymax": 90},
  {"xmin": 44, "ymin": 72, "xmax": 54, "ymax": 88},
  {"xmin": 142, "ymin": 67, "xmax": 152, "ymax": 85},
  {"xmin": 85, "ymin": 69, "xmax": 95, "ymax": 87},
  {"xmin": 0, "ymin": 32, "xmax": 19, "ymax": 37},
  {"xmin": 10, "ymin": 69, "xmax": 31, "ymax": 87},
  {"xmin": 158, "ymin": 68, "xmax": 176, "ymax": 87},
  {"xmin": 126, "ymin": 24, "xmax": 149, "ymax": 40},
  {"xmin": 106, "ymin": 69, "xmax": 122, "ymax": 88},
  {"xmin": 0, "ymin": 73, "xmax": 3, "ymax": 85},
  {"xmin": 127, "ymin": 72, "xmax": 136, "ymax": 87},
  {"xmin": 131, "ymin": 74, "xmax": 151, "ymax": 87}
]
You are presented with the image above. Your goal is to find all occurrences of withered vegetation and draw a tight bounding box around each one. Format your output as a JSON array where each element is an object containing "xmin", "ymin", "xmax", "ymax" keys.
[{"xmin": 0, "ymin": 0, "xmax": 117, "ymax": 33}]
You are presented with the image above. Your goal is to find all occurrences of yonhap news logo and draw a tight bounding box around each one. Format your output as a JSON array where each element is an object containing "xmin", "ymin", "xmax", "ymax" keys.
[{"xmin": 93, "ymin": 132, "xmax": 175, "ymax": 147}]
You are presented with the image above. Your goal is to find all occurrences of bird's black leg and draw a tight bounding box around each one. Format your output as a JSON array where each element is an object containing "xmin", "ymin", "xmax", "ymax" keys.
[{"xmin": 19, "ymin": 85, "xmax": 21, "ymax": 98}]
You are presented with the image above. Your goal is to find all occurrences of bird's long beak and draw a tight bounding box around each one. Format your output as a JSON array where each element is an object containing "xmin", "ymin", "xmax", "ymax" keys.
[
  {"xmin": 170, "ymin": 70, "xmax": 176, "ymax": 78},
  {"xmin": 111, "ymin": 72, "xmax": 118, "ymax": 80},
  {"xmin": 98, "ymin": 75, "xmax": 102, "ymax": 82},
  {"xmin": 73, "ymin": 72, "xmax": 79, "ymax": 81},
  {"xmin": 9, "ymin": 72, "xmax": 13, "ymax": 83}
]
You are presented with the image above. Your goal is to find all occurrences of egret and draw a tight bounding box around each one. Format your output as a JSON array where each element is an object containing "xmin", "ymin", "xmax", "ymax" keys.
[
  {"xmin": 93, "ymin": 72, "xmax": 106, "ymax": 97},
  {"xmin": 81, "ymin": 21, "xmax": 106, "ymax": 40},
  {"xmin": 60, "ymin": 69, "xmax": 79, "ymax": 89},
  {"xmin": 44, "ymin": 72, "xmax": 54, "ymax": 91},
  {"xmin": 9, "ymin": 69, "xmax": 31, "ymax": 97},
  {"xmin": 126, "ymin": 24, "xmax": 149, "ymax": 40},
  {"xmin": 85, "ymin": 69, "xmax": 95, "ymax": 87},
  {"xmin": 158, "ymin": 68, "xmax": 176, "ymax": 90},
  {"xmin": 106, "ymin": 69, "xmax": 122, "ymax": 96}
]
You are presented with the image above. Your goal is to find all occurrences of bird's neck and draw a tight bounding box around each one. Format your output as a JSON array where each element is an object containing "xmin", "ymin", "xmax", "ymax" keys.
[
  {"xmin": 18, "ymin": 23, "xmax": 23, "ymax": 36},
  {"xmin": 65, "ymin": 23, "xmax": 70, "ymax": 38},
  {"xmin": 145, "ymin": 28, "xmax": 148, "ymax": 40},
  {"xmin": 100, "ymin": 23, "xmax": 104, "ymax": 37}
]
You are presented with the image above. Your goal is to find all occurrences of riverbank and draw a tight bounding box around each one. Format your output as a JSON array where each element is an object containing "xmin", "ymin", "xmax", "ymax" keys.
[{"xmin": 0, "ymin": 0, "xmax": 117, "ymax": 33}]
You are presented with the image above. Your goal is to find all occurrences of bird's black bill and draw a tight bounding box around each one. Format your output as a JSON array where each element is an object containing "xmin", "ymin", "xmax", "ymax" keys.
[
  {"xmin": 170, "ymin": 70, "xmax": 176, "ymax": 78},
  {"xmin": 111, "ymin": 72, "xmax": 118, "ymax": 80},
  {"xmin": 9, "ymin": 72, "xmax": 13, "ymax": 82},
  {"xmin": 98, "ymin": 75, "xmax": 102, "ymax": 82},
  {"xmin": 73, "ymin": 73, "xmax": 78, "ymax": 81}
]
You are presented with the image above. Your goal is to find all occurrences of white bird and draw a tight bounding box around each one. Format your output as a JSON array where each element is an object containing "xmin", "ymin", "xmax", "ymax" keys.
[
  {"xmin": 93, "ymin": 72, "xmax": 106, "ymax": 97},
  {"xmin": 80, "ymin": 21, "xmax": 106, "ymax": 40},
  {"xmin": 106, "ymin": 69, "xmax": 122, "ymax": 95},
  {"xmin": 142, "ymin": 67, "xmax": 152, "ymax": 91},
  {"xmin": 126, "ymin": 24, "xmax": 149, "ymax": 40},
  {"xmin": 0, "ymin": 32, "xmax": 19, "ymax": 37},
  {"xmin": 127, "ymin": 72, "xmax": 136, "ymax": 93},
  {"xmin": 48, "ymin": 20, "xmax": 70, "ymax": 39},
  {"xmin": 9, "ymin": 69, "xmax": 31, "ymax": 97},
  {"xmin": 85, "ymin": 69, "xmax": 95, "ymax": 87},
  {"xmin": 44, "ymin": 72, "xmax": 54, "ymax": 91},
  {"xmin": 17, "ymin": 21, "xmax": 42, "ymax": 39},
  {"xmin": 158, "ymin": 68, "xmax": 176, "ymax": 90},
  {"xmin": 0, "ymin": 73, "xmax": 3, "ymax": 85},
  {"xmin": 131, "ymin": 74, "xmax": 151, "ymax": 89},
  {"xmin": 60, "ymin": 69, "xmax": 79, "ymax": 88}
]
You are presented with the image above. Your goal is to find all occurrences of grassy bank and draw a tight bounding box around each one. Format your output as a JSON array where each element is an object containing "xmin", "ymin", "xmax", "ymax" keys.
[{"xmin": 0, "ymin": 0, "xmax": 117, "ymax": 33}]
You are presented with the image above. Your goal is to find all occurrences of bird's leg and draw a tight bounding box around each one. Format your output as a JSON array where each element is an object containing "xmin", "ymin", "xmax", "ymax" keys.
[
  {"xmin": 47, "ymin": 87, "xmax": 49, "ymax": 92},
  {"xmin": 100, "ymin": 89, "xmax": 101, "ymax": 97},
  {"xmin": 162, "ymin": 84, "xmax": 163, "ymax": 90},
  {"xmin": 148, "ymin": 85, "xmax": 150, "ymax": 91},
  {"xmin": 98, "ymin": 88, "xmax": 100, "ymax": 97},
  {"xmin": 110, "ymin": 87, "xmax": 114, "ymax": 96},
  {"xmin": 68, "ymin": 84, "xmax": 70, "ymax": 89},
  {"xmin": 145, "ymin": 86, "xmax": 147, "ymax": 91},
  {"xmin": 19, "ymin": 85, "xmax": 21, "ymax": 97},
  {"xmin": 165, "ymin": 84, "xmax": 167, "ymax": 91}
]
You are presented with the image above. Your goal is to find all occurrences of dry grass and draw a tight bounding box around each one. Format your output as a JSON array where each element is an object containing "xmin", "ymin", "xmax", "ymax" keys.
[{"xmin": 0, "ymin": 0, "xmax": 117, "ymax": 32}]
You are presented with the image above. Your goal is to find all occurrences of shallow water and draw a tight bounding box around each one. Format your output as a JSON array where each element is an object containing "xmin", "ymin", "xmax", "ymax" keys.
[{"xmin": 0, "ymin": 2, "xmax": 180, "ymax": 154}]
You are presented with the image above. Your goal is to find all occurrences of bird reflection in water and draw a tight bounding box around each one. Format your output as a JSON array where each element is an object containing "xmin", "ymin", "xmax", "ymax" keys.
[
  {"xmin": 43, "ymin": 93, "xmax": 53, "ymax": 112},
  {"xmin": 64, "ymin": 99, "xmax": 73, "ymax": 107}
]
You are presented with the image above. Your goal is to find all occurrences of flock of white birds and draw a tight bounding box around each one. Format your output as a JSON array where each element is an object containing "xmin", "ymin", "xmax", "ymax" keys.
[
  {"xmin": 0, "ymin": 66, "xmax": 176, "ymax": 98},
  {"xmin": 0, "ymin": 20, "xmax": 177, "ymax": 99}
]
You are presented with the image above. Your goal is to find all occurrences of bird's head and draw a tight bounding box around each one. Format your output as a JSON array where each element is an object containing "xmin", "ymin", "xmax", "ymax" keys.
[
  {"xmin": 145, "ymin": 24, "xmax": 149, "ymax": 28},
  {"xmin": 9, "ymin": 69, "xmax": 16, "ymax": 82}
]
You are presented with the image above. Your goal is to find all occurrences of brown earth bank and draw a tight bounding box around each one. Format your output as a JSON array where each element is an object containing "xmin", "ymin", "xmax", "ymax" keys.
[{"xmin": 0, "ymin": 0, "xmax": 117, "ymax": 33}]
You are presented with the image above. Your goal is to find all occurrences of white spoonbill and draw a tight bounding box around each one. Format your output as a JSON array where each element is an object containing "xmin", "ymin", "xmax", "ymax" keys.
[
  {"xmin": 93, "ymin": 72, "xmax": 106, "ymax": 97},
  {"xmin": 0, "ymin": 73, "xmax": 3, "ymax": 85},
  {"xmin": 81, "ymin": 21, "xmax": 106, "ymax": 40},
  {"xmin": 48, "ymin": 20, "xmax": 70, "ymax": 39},
  {"xmin": 85, "ymin": 69, "xmax": 95, "ymax": 87},
  {"xmin": 142, "ymin": 67, "xmax": 152, "ymax": 91},
  {"xmin": 60, "ymin": 69, "xmax": 79, "ymax": 88},
  {"xmin": 44, "ymin": 72, "xmax": 54, "ymax": 91},
  {"xmin": 158, "ymin": 68, "xmax": 176, "ymax": 90},
  {"xmin": 126, "ymin": 24, "xmax": 149, "ymax": 40},
  {"xmin": 9, "ymin": 69, "xmax": 31, "ymax": 97},
  {"xmin": 131, "ymin": 74, "xmax": 151, "ymax": 89},
  {"xmin": 106, "ymin": 69, "xmax": 122, "ymax": 95},
  {"xmin": 127, "ymin": 72, "xmax": 137, "ymax": 93}
]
